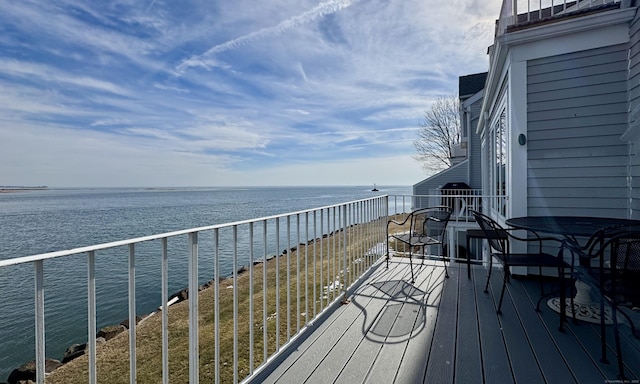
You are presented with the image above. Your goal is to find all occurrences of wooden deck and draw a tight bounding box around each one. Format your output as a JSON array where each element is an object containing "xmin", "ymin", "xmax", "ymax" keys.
[{"xmin": 253, "ymin": 258, "xmax": 640, "ymax": 384}]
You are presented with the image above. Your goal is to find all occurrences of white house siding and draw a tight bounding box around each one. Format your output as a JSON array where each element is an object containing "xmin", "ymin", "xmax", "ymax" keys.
[
  {"xmin": 627, "ymin": 9, "xmax": 640, "ymax": 219},
  {"xmin": 526, "ymin": 43, "xmax": 630, "ymax": 217},
  {"xmin": 413, "ymin": 160, "xmax": 469, "ymax": 196}
]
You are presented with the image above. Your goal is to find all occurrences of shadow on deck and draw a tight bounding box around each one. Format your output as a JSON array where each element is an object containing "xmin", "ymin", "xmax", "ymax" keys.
[{"xmin": 253, "ymin": 258, "xmax": 640, "ymax": 384}]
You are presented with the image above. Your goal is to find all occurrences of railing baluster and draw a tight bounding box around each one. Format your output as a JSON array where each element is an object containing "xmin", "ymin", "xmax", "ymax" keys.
[
  {"xmin": 34, "ymin": 260, "xmax": 45, "ymax": 384},
  {"xmin": 233, "ymin": 226, "xmax": 238, "ymax": 384},
  {"xmin": 87, "ymin": 251, "xmax": 97, "ymax": 384},
  {"xmin": 249, "ymin": 222, "xmax": 254, "ymax": 375},
  {"xmin": 214, "ymin": 228, "xmax": 220, "ymax": 384},
  {"xmin": 275, "ymin": 218, "xmax": 280, "ymax": 351},
  {"xmin": 161, "ymin": 238, "xmax": 169, "ymax": 384},
  {"xmin": 320, "ymin": 210, "xmax": 324, "ymax": 309},
  {"xmin": 313, "ymin": 210, "xmax": 317, "ymax": 317},
  {"xmin": 342, "ymin": 204, "xmax": 348, "ymax": 303},
  {"xmin": 286, "ymin": 215, "xmax": 291, "ymax": 341},
  {"xmin": 296, "ymin": 213, "xmax": 301, "ymax": 333},
  {"xmin": 262, "ymin": 220, "xmax": 267, "ymax": 364},
  {"xmin": 128, "ymin": 244, "xmax": 136, "ymax": 384},
  {"xmin": 188, "ymin": 233, "xmax": 198, "ymax": 383},
  {"xmin": 332, "ymin": 207, "xmax": 337, "ymax": 301}
]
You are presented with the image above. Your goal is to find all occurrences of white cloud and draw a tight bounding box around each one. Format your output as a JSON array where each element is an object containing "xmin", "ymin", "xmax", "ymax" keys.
[
  {"xmin": 177, "ymin": 0, "xmax": 356, "ymax": 72},
  {"xmin": 0, "ymin": 0, "xmax": 502, "ymax": 187}
]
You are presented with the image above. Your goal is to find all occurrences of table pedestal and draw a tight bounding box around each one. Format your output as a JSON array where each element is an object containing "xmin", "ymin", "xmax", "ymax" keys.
[{"xmin": 547, "ymin": 280, "xmax": 615, "ymax": 325}]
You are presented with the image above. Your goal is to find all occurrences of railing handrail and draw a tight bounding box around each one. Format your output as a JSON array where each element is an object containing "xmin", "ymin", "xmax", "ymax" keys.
[{"xmin": 0, "ymin": 194, "xmax": 387, "ymax": 268}]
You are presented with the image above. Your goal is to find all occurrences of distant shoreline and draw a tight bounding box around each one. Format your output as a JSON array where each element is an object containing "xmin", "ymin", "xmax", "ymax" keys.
[{"xmin": 0, "ymin": 186, "xmax": 48, "ymax": 193}]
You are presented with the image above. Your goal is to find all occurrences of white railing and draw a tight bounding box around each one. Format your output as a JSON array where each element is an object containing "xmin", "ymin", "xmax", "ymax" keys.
[
  {"xmin": 388, "ymin": 190, "xmax": 484, "ymax": 222},
  {"xmin": 497, "ymin": 0, "xmax": 623, "ymax": 36},
  {"xmin": 0, "ymin": 196, "xmax": 388, "ymax": 384},
  {"xmin": 1, "ymin": 192, "xmax": 504, "ymax": 383}
]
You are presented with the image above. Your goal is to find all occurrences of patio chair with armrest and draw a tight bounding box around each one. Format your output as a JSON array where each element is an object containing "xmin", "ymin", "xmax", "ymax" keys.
[
  {"xmin": 561, "ymin": 228, "xmax": 640, "ymax": 380},
  {"xmin": 386, "ymin": 206, "xmax": 452, "ymax": 284},
  {"xmin": 471, "ymin": 211, "xmax": 572, "ymax": 329}
]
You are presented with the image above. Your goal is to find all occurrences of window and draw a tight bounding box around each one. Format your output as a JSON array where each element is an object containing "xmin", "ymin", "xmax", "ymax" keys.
[{"xmin": 489, "ymin": 106, "xmax": 507, "ymax": 216}]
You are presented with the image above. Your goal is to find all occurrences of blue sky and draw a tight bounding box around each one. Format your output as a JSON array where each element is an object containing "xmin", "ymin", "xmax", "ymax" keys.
[{"xmin": 0, "ymin": 0, "xmax": 500, "ymax": 187}]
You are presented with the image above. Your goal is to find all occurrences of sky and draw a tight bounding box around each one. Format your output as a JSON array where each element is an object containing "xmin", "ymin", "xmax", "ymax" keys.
[{"xmin": 0, "ymin": 0, "xmax": 501, "ymax": 187}]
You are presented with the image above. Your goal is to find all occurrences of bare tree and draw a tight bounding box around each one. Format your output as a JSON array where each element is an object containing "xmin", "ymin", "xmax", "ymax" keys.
[{"xmin": 413, "ymin": 95, "xmax": 460, "ymax": 173}]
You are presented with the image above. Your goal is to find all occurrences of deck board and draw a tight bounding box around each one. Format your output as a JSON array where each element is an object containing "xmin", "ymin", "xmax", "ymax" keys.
[
  {"xmin": 253, "ymin": 258, "xmax": 640, "ymax": 384},
  {"xmin": 454, "ymin": 262, "xmax": 483, "ymax": 384},
  {"xmin": 472, "ymin": 266, "xmax": 513, "ymax": 384},
  {"xmin": 423, "ymin": 263, "xmax": 459, "ymax": 383},
  {"xmin": 368, "ymin": 260, "xmax": 444, "ymax": 383},
  {"xmin": 505, "ymin": 274, "xmax": 577, "ymax": 384}
]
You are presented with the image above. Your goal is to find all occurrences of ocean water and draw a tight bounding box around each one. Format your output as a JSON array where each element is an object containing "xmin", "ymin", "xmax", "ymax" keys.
[{"xmin": 0, "ymin": 185, "xmax": 410, "ymax": 380}]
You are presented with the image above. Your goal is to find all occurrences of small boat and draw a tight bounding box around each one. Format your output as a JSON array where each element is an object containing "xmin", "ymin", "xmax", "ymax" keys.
[{"xmin": 371, "ymin": 184, "xmax": 379, "ymax": 192}]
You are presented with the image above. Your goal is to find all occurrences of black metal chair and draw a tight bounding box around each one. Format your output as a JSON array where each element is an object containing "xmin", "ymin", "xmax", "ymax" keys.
[
  {"xmin": 386, "ymin": 206, "xmax": 452, "ymax": 283},
  {"xmin": 561, "ymin": 228, "xmax": 640, "ymax": 379},
  {"xmin": 465, "ymin": 228, "xmax": 509, "ymax": 279},
  {"xmin": 471, "ymin": 211, "xmax": 571, "ymax": 328}
]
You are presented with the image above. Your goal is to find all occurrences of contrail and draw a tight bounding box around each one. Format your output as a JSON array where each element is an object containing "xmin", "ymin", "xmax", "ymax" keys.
[
  {"xmin": 177, "ymin": 0, "xmax": 354, "ymax": 73},
  {"xmin": 145, "ymin": 0, "xmax": 160, "ymax": 13}
]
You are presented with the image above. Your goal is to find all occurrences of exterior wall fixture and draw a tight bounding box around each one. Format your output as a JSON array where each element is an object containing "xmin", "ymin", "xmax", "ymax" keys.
[{"xmin": 518, "ymin": 133, "xmax": 527, "ymax": 146}]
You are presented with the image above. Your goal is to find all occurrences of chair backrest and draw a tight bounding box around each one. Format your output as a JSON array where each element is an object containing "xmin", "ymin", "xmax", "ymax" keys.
[
  {"xmin": 471, "ymin": 210, "xmax": 509, "ymax": 254},
  {"xmin": 408, "ymin": 206, "xmax": 451, "ymax": 241},
  {"xmin": 584, "ymin": 229, "xmax": 640, "ymax": 306},
  {"xmin": 609, "ymin": 232, "xmax": 640, "ymax": 305},
  {"xmin": 422, "ymin": 206, "xmax": 452, "ymax": 242}
]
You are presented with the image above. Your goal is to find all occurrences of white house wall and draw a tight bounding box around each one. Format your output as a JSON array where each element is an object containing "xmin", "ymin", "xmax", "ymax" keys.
[
  {"xmin": 526, "ymin": 43, "xmax": 630, "ymax": 217},
  {"xmin": 626, "ymin": 9, "xmax": 640, "ymax": 219}
]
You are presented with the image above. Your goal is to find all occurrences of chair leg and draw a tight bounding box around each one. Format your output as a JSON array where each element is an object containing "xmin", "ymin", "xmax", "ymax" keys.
[
  {"xmin": 441, "ymin": 245, "xmax": 449, "ymax": 278},
  {"xmin": 409, "ymin": 255, "xmax": 415, "ymax": 284},
  {"xmin": 386, "ymin": 238, "xmax": 389, "ymax": 269},
  {"xmin": 600, "ymin": 295, "xmax": 609, "ymax": 364},
  {"xmin": 497, "ymin": 271, "xmax": 508, "ymax": 314},
  {"xmin": 611, "ymin": 303, "xmax": 625, "ymax": 380},
  {"xmin": 484, "ymin": 257, "xmax": 493, "ymax": 293},
  {"xmin": 558, "ymin": 268, "xmax": 567, "ymax": 332}
]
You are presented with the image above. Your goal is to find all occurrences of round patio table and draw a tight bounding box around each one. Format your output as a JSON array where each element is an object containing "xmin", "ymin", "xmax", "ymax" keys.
[{"xmin": 506, "ymin": 216, "xmax": 640, "ymax": 324}]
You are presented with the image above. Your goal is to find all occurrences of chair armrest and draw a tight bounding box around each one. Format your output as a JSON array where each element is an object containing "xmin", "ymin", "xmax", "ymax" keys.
[{"xmin": 503, "ymin": 228, "xmax": 562, "ymax": 253}]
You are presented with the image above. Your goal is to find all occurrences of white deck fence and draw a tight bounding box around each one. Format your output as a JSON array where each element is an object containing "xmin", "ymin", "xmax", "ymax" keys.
[
  {"xmin": 1, "ymin": 192, "xmax": 493, "ymax": 383},
  {"xmin": 497, "ymin": 0, "xmax": 623, "ymax": 36}
]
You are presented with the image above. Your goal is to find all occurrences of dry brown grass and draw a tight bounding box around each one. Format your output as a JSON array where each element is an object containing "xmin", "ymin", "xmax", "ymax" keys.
[{"xmin": 46, "ymin": 219, "xmax": 386, "ymax": 383}]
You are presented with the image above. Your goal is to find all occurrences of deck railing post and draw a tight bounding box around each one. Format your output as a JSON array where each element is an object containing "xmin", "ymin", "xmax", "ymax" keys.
[
  {"xmin": 87, "ymin": 251, "xmax": 97, "ymax": 384},
  {"xmin": 214, "ymin": 228, "xmax": 221, "ymax": 384},
  {"xmin": 128, "ymin": 244, "xmax": 137, "ymax": 384},
  {"xmin": 188, "ymin": 232, "xmax": 199, "ymax": 383},
  {"xmin": 34, "ymin": 260, "xmax": 45, "ymax": 384},
  {"xmin": 161, "ymin": 238, "xmax": 169, "ymax": 384},
  {"xmin": 249, "ymin": 222, "xmax": 255, "ymax": 376},
  {"xmin": 233, "ymin": 226, "xmax": 239, "ymax": 384}
]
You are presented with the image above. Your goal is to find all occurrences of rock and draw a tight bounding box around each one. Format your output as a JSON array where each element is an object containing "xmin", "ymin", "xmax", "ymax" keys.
[
  {"xmin": 8, "ymin": 359, "xmax": 62, "ymax": 384},
  {"xmin": 97, "ymin": 324, "xmax": 125, "ymax": 341},
  {"xmin": 120, "ymin": 315, "xmax": 143, "ymax": 330},
  {"xmin": 61, "ymin": 343, "xmax": 87, "ymax": 363},
  {"xmin": 237, "ymin": 265, "xmax": 247, "ymax": 274}
]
